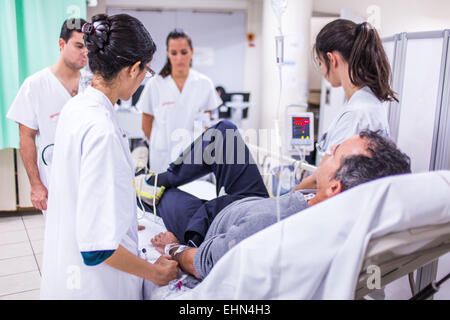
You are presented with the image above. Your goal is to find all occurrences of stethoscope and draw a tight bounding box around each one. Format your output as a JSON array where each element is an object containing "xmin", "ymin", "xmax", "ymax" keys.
[{"xmin": 41, "ymin": 144, "xmax": 54, "ymax": 166}]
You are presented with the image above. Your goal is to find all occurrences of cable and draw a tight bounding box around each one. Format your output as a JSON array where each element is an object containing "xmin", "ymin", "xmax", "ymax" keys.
[
  {"xmin": 136, "ymin": 176, "xmax": 146, "ymax": 220},
  {"xmin": 294, "ymin": 145, "xmax": 306, "ymax": 164},
  {"xmin": 271, "ymin": 0, "xmax": 288, "ymax": 300},
  {"xmin": 437, "ymin": 272, "xmax": 450, "ymax": 287},
  {"xmin": 153, "ymin": 172, "xmax": 158, "ymax": 217},
  {"xmin": 136, "ymin": 171, "xmax": 159, "ymax": 220},
  {"xmin": 410, "ymin": 272, "xmax": 450, "ymax": 300},
  {"xmin": 275, "ymin": 65, "xmax": 283, "ymax": 223}
]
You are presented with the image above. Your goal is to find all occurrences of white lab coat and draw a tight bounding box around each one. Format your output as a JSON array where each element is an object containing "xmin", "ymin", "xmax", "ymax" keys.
[
  {"xmin": 137, "ymin": 69, "xmax": 222, "ymax": 173},
  {"xmin": 40, "ymin": 86, "xmax": 142, "ymax": 300},
  {"xmin": 317, "ymin": 86, "xmax": 390, "ymax": 157},
  {"xmin": 6, "ymin": 67, "xmax": 91, "ymax": 187}
]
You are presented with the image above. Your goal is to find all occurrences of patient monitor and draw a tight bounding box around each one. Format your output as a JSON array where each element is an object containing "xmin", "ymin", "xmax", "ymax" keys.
[{"xmin": 286, "ymin": 106, "xmax": 314, "ymax": 155}]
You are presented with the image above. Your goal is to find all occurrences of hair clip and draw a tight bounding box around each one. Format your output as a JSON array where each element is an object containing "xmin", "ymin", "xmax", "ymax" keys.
[{"xmin": 81, "ymin": 22, "xmax": 93, "ymax": 35}]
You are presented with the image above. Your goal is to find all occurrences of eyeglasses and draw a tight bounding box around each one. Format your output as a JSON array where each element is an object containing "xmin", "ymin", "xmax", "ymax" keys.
[
  {"xmin": 145, "ymin": 66, "xmax": 155, "ymax": 79},
  {"xmin": 116, "ymin": 55, "xmax": 155, "ymax": 78}
]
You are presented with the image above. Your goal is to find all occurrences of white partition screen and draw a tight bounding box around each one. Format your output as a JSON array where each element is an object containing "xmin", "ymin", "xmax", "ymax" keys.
[
  {"xmin": 434, "ymin": 32, "xmax": 450, "ymax": 171},
  {"xmin": 382, "ymin": 39, "xmax": 396, "ymax": 129},
  {"xmin": 396, "ymin": 35, "xmax": 445, "ymax": 173}
]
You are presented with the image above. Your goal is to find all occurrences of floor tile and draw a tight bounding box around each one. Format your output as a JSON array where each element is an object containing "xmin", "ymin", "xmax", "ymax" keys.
[
  {"xmin": 0, "ymin": 217, "xmax": 25, "ymax": 233},
  {"xmin": 0, "ymin": 289, "xmax": 40, "ymax": 300},
  {"xmin": 35, "ymin": 254, "xmax": 43, "ymax": 272},
  {"xmin": 0, "ymin": 242, "xmax": 33, "ymax": 260},
  {"xmin": 0, "ymin": 255, "xmax": 38, "ymax": 277},
  {"xmin": 0, "ymin": 271, "xmax": 41, "ymax": 297},
  {"xmin": 0, "ymin": 230, "xmax": 29, "ymax": 246},
  {"xmin": 25, "ymin": 227, "xmax": 45, "ymax": 241},
  {"xmin": 22, "ymin": 213, "xmax": 45, "ymax": 229},
  {"xmin": 31, "ymin": 240, "xmax": 44, "ymax": 255}
]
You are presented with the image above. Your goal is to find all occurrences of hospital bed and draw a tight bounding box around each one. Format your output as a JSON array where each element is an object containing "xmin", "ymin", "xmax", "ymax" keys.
[
  {"xmin": 171, "ymin": 170, "xmax": 450, "ymax": 300},
  {"xmin": 355, "ymin": 217, "xmax": 450, "ymax": 299},
  {"xmin": 247, "ymin": 144, "xmax": 450, "ymax": 299},
  {"xmin": 246, "ymin": 143, "xmax": 317, "ymax": 196},
  {"xmin": 136, "ymin": 144, "xmax": 450, "ymax": 299}
]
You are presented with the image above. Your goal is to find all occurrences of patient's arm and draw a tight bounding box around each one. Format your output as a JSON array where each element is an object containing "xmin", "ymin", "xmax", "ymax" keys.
[
  {"xmin": 173, "ymin": 248, "xmax": 201, "ymax": 279},
  {"xmin": 292, "ymin": 154, "xmax": 330, "ymax": 191},
  {"xmin": 293, "ymin": 173, "xmax": 317, "ymax": 191},
  {"xmin": 151, "ymin": 232, "xmax": 201, "ymax": 279}
]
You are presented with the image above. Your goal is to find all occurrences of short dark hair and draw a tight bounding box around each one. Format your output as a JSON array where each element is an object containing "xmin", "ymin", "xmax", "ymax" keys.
[
  {"xmin": 60, "ymin": 18, "xmax": 86, "ymax": 42},
  {"xmin": 334, "ymin": 130, "xmax": 411, "ymax": 191},
  {"xmin": 82, "ymin": 13, "xmax": 156, "ymax": 81}
]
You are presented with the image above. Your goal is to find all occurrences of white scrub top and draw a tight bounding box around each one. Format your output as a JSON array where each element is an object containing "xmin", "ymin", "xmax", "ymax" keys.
[
  {"xmin": 6, "ymin": 67, "xmax": 91, "ymax": 187},
  {"xmin": 40, "ymin": 86, "xmax": 142, "ymax": 300},
  {"xmin": 137, "ymin": 69, "xmax": 222, "ymax": 173},
  {"xmin": 317, "ymin": 86, "xmax": 390, "ymax": 157}
]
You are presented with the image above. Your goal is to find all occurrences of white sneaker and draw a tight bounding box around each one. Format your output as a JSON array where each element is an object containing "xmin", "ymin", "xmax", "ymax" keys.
[{"xmin": 131, "ymin": 146, "xmax": 149, "ymax": 173}]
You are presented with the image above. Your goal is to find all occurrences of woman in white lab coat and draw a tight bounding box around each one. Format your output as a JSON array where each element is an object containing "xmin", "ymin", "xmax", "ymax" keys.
[
  {"xmin": 40, "ymin": 13, "xmax": 178, "ymax": 300},
  {"xmin": 296, "ymin": 19, "xmax": 397, "ymax": 190},
  {"xmin": 138, "ymin": 29, "xmax": 222, "ymax": 174}
]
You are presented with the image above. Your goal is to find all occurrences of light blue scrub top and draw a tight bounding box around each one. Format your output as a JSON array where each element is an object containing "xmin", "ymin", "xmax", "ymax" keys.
[{"xmin": 317, "ymin": 86, "xmax": 390, "ymax": 156}]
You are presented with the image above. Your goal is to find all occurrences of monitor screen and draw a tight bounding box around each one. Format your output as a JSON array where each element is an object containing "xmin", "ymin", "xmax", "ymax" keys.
[
  {"xmin": 292, "ymin": 117, "xmax": 311, "ymax": 140},
  {"xmin": 222, "ymin": 92, "xmax": 250, "ymax": 103}
]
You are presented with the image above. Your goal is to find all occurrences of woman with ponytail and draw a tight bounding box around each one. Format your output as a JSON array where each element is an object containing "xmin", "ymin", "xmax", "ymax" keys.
[
  {"xmin": 40, "ymin": 13, "xmax": 178, "ymax": 299},
  {"xmin": 137, "ymin": 29, "xmax": 222, "ymax": 174},
  {"xmin": 296, "ymin": 19, "xmax": 396, "ymax": 191}
]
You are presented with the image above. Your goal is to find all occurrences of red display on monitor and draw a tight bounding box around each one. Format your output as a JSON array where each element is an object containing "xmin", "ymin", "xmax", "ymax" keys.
[{"xmin": 294, "ymin": 118, "xmax": 310, "ymax": 126}]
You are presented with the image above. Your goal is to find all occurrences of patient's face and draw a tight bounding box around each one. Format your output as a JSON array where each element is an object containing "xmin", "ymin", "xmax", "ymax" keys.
[{"xmin": 314, "ymin": 135, "xmax": 370, "ymax": 202}]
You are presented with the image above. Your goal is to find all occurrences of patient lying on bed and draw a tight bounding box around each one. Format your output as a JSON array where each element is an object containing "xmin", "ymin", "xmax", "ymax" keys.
[{"xmin": 137, "ymin": 121, "xmax": 411, "ymax": 280}]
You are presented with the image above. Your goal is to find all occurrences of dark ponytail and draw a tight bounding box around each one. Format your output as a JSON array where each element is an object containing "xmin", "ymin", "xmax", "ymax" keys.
[
  {"xmin": 82, "ymin": 13, "xmax": 156, "ymax": 81},
  {"xmin": 159, "ymin": 29, "xmax": 193, "ymax": 78},
  {"xmin": 314, "ymin": 19, "xmax": 398, "ymax": 102}
]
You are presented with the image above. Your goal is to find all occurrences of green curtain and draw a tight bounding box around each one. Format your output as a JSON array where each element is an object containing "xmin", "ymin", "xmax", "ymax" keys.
[{"xmin": 0, "ymin": 0, "xmax": 87, "ymax": 150}]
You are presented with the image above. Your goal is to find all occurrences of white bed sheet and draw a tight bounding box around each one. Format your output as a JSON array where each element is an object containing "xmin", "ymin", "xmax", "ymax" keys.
[
  {"xmin": 137, "ymin": 179, "xmax": 217, "ymax": 299},
  {"xmin": 176, "ymin": 171, "xmax": 450, "ymax": 300},
  {"xmin": 137, "ymin": 211, "xmax": 192, "ymax": 300}
]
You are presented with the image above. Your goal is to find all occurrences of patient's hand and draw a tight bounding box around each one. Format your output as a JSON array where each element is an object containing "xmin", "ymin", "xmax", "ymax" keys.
[
  {"xmin": 152, "ymin": 254, "xmax": 179, "ymax": 286},
  {"xmin": 151, "ymin": 232, "xmax": 180, "ymax": 254}
]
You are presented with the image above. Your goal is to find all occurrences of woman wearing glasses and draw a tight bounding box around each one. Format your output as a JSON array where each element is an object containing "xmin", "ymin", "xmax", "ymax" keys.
[
  {"xmin": 137, "ymin": 29, "xmax": 222, "ymax": 174},
  {"xmin": 40, "ymin": 14, "xmax": 178, "ymax": 300}
]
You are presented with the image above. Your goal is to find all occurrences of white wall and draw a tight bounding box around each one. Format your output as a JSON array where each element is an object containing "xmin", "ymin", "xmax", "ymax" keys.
[
  {"xmin": 242, "ymin": 0, "xmax": 263, "ymax": 131},
  {"xmin": 88, "ymin": 0, "xmax": 450, "ymax": 133},
  {"xmin": 308, "ymin": 17, "xmax": 335, "ymax": 91},
  {"xmin": 104, "ymin": 0, "xmax": 248, "ymax": 11},
  {"xmin": 313, "ymin": 0, "xmax": 450, "ymax": 37},
  {"xmin": 89, "ymin": 0, "xmax": 262, "ymax": 131},
  {"xmin": 260, "ymin": 0, "xmax": 312, "ymax": 133}
]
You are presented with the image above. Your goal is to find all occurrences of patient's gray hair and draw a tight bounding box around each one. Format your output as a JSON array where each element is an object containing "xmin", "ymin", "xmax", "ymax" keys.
[{"xmin": 333, "ymin": 130, "xmax": 411, "ymax": 191}]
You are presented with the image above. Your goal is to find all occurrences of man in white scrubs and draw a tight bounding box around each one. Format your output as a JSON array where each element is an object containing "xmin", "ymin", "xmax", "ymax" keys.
[{"xmin": 7, "ymin": 18, "xmax": 89, "ymax": 211}]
